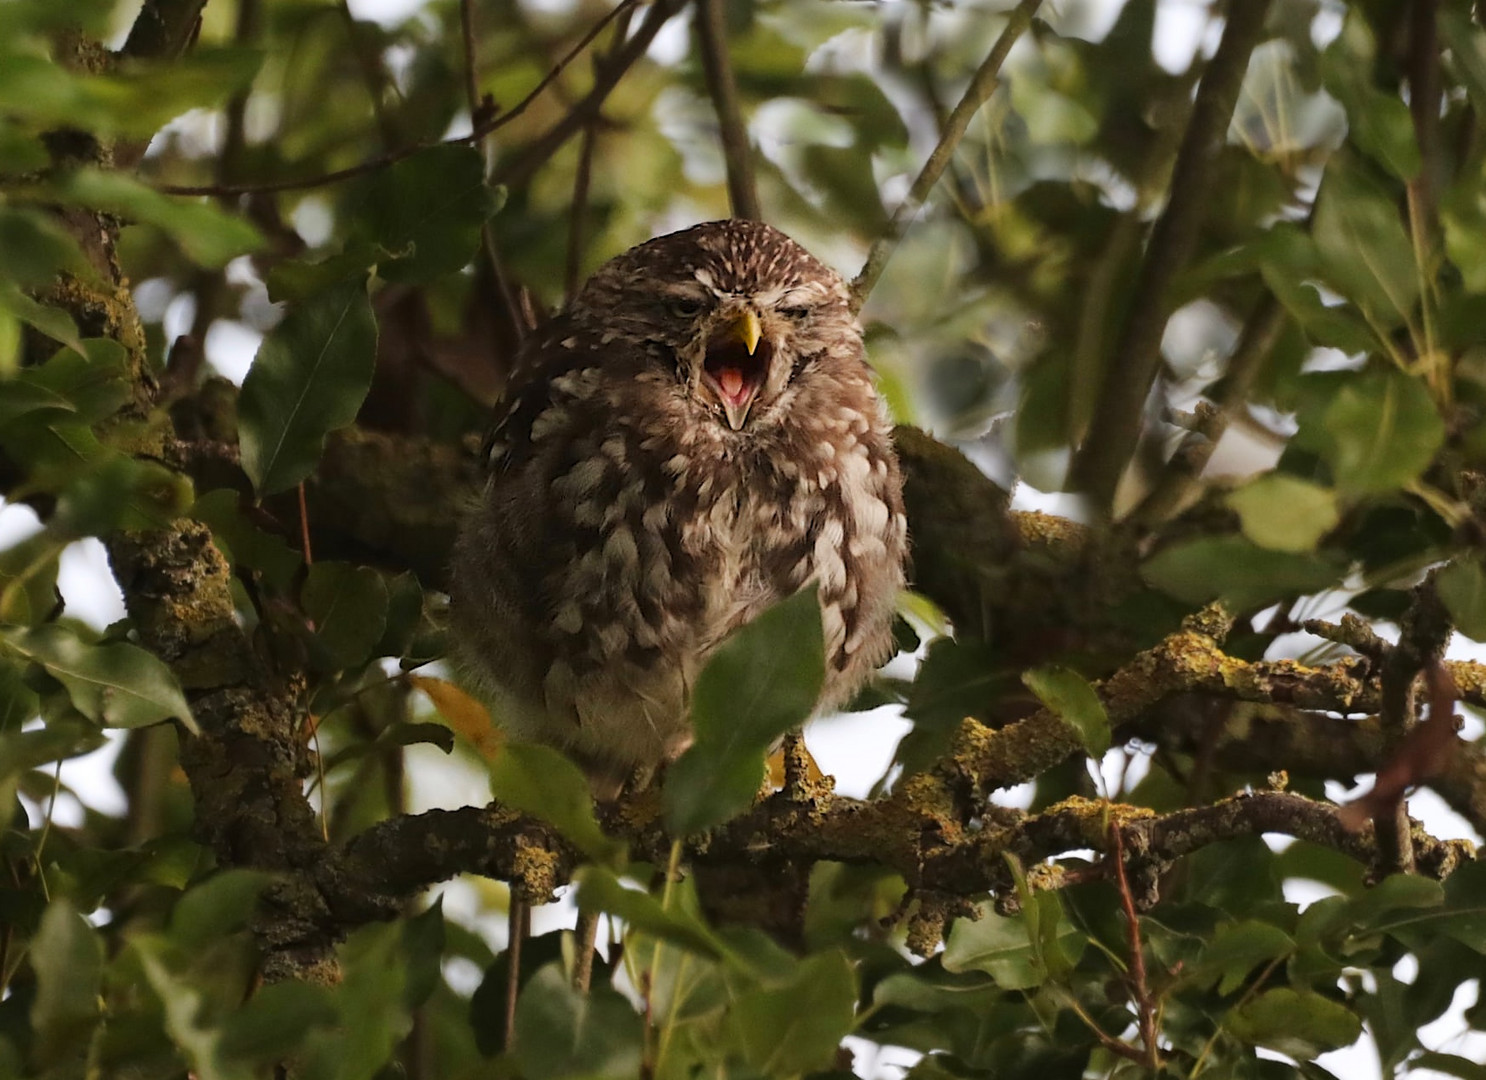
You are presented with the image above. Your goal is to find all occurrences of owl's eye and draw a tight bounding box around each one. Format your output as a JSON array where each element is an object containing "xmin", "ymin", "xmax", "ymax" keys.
[
  {"xmin": 779, "ymin": 305, "xmax": 812, "ymax": 322},
  {"xmin": 664, "ymin": 298, "xmax": 706, "ymax": 319}
]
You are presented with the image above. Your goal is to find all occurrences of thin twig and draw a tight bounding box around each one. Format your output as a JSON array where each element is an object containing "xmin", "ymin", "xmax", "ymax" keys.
[
  {"xmin": 493, "ymin": 0, "xmax": 683, "ymax": 190},
  {"xmin": 1108, "ymin": 821, "xmax": 1160, "ymax": 1069},
  {"xmin": 1131, "ymin": 293, "xmax": 1286, "ymax": 526},
  {"xmin": 153, "ymin": 0, "xmax": 643, "ymax": 198},
  {"xmin": 695, "ymin": 0, "xmax": 760, "ymax": 220},
  {"xmin": 504, "ymin": 895, "xmax": 527, "ymax": 1050},
  {"xmin": 339, "ymin": 0, "xmax": 403, "ymax": 147},
  {"xmin": 566, "ymin": 123, "xmax": 598, "ymax": 303},
  {"xmin": 566, "ymin": 4, "xmax": 635, "ymax": 301},
  {"xmin": 1067, "ymin": 0, "xmax": 1275, "ymax": 512},
  {"xmin": 849, "ymin": 0, "xmax": 1042, "ymax": 313},
  {"xmin": 459, "ymin": 0, "xmax": 529, "ymax": 345},
  {"xmin": 572, "ymin": 908, "xmax": 601, "ymax": 993}
]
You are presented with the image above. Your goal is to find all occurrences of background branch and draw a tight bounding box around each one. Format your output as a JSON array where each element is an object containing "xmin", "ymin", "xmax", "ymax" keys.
[
  {"xmin": 122, "ymin": 0, "xmax": 208, "ymax": 60},
  {"xmin": 1068, "ymin": 0, "xmax": 1275, "ymax": 512},
  {"xmin": 696, "ymin": 0, "xmax": 761, "ymax": 220}
]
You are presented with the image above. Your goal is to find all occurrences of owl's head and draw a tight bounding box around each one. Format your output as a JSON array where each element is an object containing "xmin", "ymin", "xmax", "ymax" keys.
[{"xmin": 572, "ymin": 220, "xmax": 861, "ymax": 431}]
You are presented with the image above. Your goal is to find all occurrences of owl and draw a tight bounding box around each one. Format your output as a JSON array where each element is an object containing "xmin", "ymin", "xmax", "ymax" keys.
[{"xmin": 450, "ymin": 220, "xmax": 907, "ymax": 796}]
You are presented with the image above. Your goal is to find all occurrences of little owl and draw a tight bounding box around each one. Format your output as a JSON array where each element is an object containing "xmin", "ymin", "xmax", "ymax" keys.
[{"xmin": 451, "ymin": 220, "xmax": 907, "ymax": 795}]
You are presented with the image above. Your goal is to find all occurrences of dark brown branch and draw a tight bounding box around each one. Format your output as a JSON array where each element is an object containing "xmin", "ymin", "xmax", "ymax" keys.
[
  {"xmin": 850, "ymin": 0, "xmax": 1042, "ymax": 312},
  {"xmin": 695, "ymin": 0, "xmax": 761, "ymax": 220},
  {"xmin": 122, "ymin": 0, "xmax": 208, "ymax": 60},
  {"xmin": 1068, "ymin": 0, "xmax": 1275, "ymax": 512},
  {"xmin": 152, "ymin": 0, "xmax": 644, "ymax": 198},
  {"xmin": 322, "ymin": 784, "xmax": 1472, "ymax": 943},
  {"xmin": 1407, "ymin": 0, "xmax": 1442, "ymax": 221}
]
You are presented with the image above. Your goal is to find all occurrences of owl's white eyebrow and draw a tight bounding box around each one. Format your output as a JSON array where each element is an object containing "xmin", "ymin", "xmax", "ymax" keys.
[{"xmin": 658, "ymin": 284, "xmax": 711, "ymax": 300}]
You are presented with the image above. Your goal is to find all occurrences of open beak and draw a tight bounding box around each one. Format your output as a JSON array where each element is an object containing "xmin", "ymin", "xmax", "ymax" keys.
[{"xmin": 705, "ymin": 310, "xmax": 768, "ymax": 430}]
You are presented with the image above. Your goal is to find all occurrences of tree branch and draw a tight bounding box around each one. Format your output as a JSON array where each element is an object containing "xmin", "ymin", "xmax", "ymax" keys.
[
  {"xmin": 122, "ymin": 0, "xmax": 208, "ymax": 60},
  {"xmin": 1131, "ymin": 293, "xmax": 1287, "ymax": 525},
  {"xmin": 152, "ymin": 0, "xmax": 647, "ymax": 198},
  {"xmin": 695, "ymin": 0, "xmax": 761, "ymax": 220},
  {"xmin": 1068, "ymin": 0, "xmax": 1274, "ymax": 512},
  {"xmin": 849, "ymin": 0, "xmax": 1042, "ymax": 313}
]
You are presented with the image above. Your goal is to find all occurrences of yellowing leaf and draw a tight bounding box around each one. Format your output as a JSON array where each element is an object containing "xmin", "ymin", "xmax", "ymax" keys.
[{"xmin": 410, "ymin": 675, "xmax": 500, "ymax": 756}]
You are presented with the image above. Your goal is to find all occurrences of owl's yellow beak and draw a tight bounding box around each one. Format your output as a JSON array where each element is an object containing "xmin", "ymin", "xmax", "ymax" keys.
[
  {"xmin": 731, "ymin": 309, "xmax": 762, "ymax": 355},
  {"xmin": 704, "ymin": 309, "xmax": 769, "ymax": 430}
]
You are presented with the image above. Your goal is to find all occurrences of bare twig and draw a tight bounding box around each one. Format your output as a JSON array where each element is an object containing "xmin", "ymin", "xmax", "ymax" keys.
[
  {"xmin": 339, "ymin": 0, "xmax": 403, "ymax": 147},
  {"xmin": 696, "ymin": 0, "xmax": 761, "ymax": 220},
  {"xmin": 1131, "ymin": 294, "xmax": 1287, "ymax": 525},
  {"xmin": 1108, "ymin": 822, "xmax": 1160, "ymax": 1070},
  {"xmin": 459, "ymin": 0, "xmax": 528, "ymax": 345},
  {"xmin": 1068, "ymin": 0, "xmax": 1275, "ymax": 512},
  {"xmin": 850, "ymin": 0, "xmax": 1042, "ymax": 313},
  {"xmin": 504, "ymin": 896, "xmax": 526, "ymax": 1049},
  {"xmin": 566, "ymin": 5, "xmax": 635, "ymax": 301},
  {"xmin": 572, "ymin": 909, "xmax": 600, "ymax": 993},
  {"xmin": 153, "ymin": 0, "xmax": 644, "ymax": 197}
]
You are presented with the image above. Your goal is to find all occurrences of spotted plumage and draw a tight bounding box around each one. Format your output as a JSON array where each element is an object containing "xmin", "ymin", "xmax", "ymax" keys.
[{"xmin": 451, "ymin": 220, "xmax": 907, "ymax": 794}]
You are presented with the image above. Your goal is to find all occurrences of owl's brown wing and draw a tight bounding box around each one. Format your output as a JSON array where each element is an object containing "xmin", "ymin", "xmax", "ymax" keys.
[{"xmin": 481, "ymin": 314, "xmax": 599, "ymax": 475}]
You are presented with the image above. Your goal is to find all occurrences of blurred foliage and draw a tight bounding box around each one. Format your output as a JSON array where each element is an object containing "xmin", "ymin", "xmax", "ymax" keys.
[{"xmin": 2, "ymin": 0, "xmax": 1486, "ymax": 1077}]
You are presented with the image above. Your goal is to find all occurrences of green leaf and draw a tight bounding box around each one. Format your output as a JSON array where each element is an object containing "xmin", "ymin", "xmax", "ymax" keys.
[
  {"xmin": 1193, "ymin": 920, "xmax": 1296, "ymax": 996},
  {"xmin": 1320, "ymin": 14, "xmax": 1421, "ymax": 181},
  {"xmin": 170, "ymin": 869, "xmax": 273, "ymax": 950},
  {"xmin": 238, "ymin": 277, "xmax": 377, "ymax": 496},
  {"xmin": 350, "ymin": 144, "xmax": 501, "ymax": 283},
  {"xmin": 0, "ymin": 283, "xmax": 83, "ymax": 354},
  {"xmin": 1411, "ymin": 1052, "xmax": 1486, "ymax": 1080},
  {"xmin": 1227, "ymin": 988, "xmax": 1363, "ymax": 1060},
  {"xmin": 0, "ymin": 206, "xmax": 89, "ymax": 288},
  {"xmin": 942, "ymin": 900, "xmax": 1084, "ymax": 990},
  {"xmin": 574, "ymin": 866, "xmax": 724, "ymax": 960},
  {"xmin": 0, "ymin": 47, "xmax": 261, "ymax": 139},
  {"xmin": 1142, "ymin": 535, "xmax": 1343, "ymax": 610},
  {"xmin": 664, "ymin": 587, "xmax": 825, "ymax": 833},
  {"xmin": 53, "ymin": 455, "xmax": 195, "ymax": 537},
  {"xmin": 488, "ymin": 742, "xmax": 622, "ymax": 862},
  {"xmin": 133, "ymin": 936, "xmax": 252, "ymax": 1080},
  {"xmin": 1021, "ymin": 664, "xmax": 1109, "ymax": 758},
  {"xmin": 28, "ymin": 900, "xmax": 103, "ymax": 1067},
  {"xmin": 1442, "ymin": 158, "xmax": 1486, "ymax": 294},
  {"xmin": 1318, "ymin": 369, "xmax": 1443, "ymax": 495},
  {"xmin": 401, "ymin": 898, "xmax": 446, "ymax": 1010},
  {"xmin": 1224, "ymin": 474, "xmax": 1340, "ymax": 553},
  {"xmin": 511, "ymin": 963, "xmax": 644, "ymax": 1080},
  {"xmin": 301, "ymin": 562, "xmax": 388, "ymax": 671},
  {"xmin": 1438, "ymin": 558, "xmax": 1486, "ymax": 641},
  {"xmin": 52, "ymin": 169, "xmax": 263, "ymax": 267},
  {"xmin": 732, "ymin": 950, "xmax": 857, "ymax": 1075},
  {"xmin": 216, "ymin": 982, "xmax": 338, "ymax": 1066},
  {"xmin": 1313, "ymin": 159, "xmax": 1420, "ymax": 327},
  {"xmin": 0, "ymin": 718, "xmax": 104, "ymax": 783},
  {"xmin": 190, "ymin": 489, "xmax": 303, "ymax": 591},
  {"xmin": 18, "ymin": 338, "xmax": 131, "ymax": 421},
  {"xmin": 0, "ymin": 623, "xmax": 196, "ymax": 733}
]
